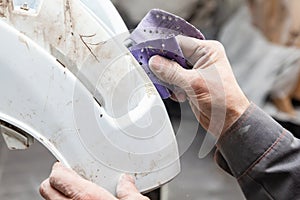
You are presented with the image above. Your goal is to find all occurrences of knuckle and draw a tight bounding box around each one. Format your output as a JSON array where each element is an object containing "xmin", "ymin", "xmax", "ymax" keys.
[
  {"xmin": 166, "ymin": 63, "xmax": 179, "ymax": 83},
  {"xmin": 190, "ymin": 76, "xmax": 204, "ymax": 91},
  {"xmin": 39, "ymin": 184, "xmax": 46, "ymax": 195},
  {"xmin": 187, "ymin": 45, "xmax": 206, "ymax": 64},
  {"xmin": 194, "ymin": 45, "xmax": 207, "ymax": 56},
  {"xmin": 39, "ymin": 180, "xmax": 50, "ymax": 198},
  {"xmin": 49, "ymin": 176, "xmax": 57, "ymax": 187},
  {"xmin": 204, "ymin": 41, "xmax": 226, "ymax": 62},
  {"xmin": 211, "ymin": 40, "xmax": 224, "ymax": 50}
]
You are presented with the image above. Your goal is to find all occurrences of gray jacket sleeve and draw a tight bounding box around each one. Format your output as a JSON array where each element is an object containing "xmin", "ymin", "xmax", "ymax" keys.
[{"xmin": 214, "ymin": 103, "xmax": 300, "ymax": 200}]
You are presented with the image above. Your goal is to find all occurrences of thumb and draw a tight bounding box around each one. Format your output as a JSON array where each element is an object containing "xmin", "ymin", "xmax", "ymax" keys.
[
  {"xmin": 149, "ymin": 55, "xmax": 191, "ymax": 89},
  {"xmin": 116, "ymin": 174, "xmax": 148, "ymax": 200}
]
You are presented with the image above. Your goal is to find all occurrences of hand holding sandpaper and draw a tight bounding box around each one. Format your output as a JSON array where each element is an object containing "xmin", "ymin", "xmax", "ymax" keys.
[{"xmin": 129, "ymin": 9, "xmax": 205, "ymax": 99}]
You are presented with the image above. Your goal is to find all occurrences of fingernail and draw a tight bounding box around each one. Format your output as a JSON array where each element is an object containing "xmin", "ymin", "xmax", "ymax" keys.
[
  {"xmin": 119, "ymin": 174, "xmax": 135, "ymax": 183},
  {"xmin": 149, "ymin": 56, "xmax": 162, "ymax": 71},
  {"xmin": 53, "ymin": 162, "xmax": 61, "ymax": 169}
]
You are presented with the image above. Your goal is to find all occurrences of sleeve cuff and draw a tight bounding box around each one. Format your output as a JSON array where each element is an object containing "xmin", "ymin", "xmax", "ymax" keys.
[{"xmin": 216, "ymin": 103, "xmax": 284, "ymax": 178}]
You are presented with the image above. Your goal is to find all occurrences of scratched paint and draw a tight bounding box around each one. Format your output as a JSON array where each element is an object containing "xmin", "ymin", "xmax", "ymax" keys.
[
  {"xmin": 0, "ymin": 0, "xmax": 180, "ymax": 194},
  {"xmin": 1, "ymin": 0, "xmax": 111, "ymax": 71}
]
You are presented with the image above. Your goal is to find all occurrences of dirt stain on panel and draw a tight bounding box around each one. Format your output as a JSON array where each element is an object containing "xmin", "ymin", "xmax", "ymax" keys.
[
  {"xmin": 0, "ymin": 0, "xmax": 8, "ymax": 18},
  {"xmin": 73, "ymin": 165, "xmax": 89, "ymax": 180}
]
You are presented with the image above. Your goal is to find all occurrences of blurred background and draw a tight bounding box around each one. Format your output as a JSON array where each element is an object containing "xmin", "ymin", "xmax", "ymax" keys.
[{"xmin": 1, "ymin": 0, "xmax": 300, "ymax": 199}]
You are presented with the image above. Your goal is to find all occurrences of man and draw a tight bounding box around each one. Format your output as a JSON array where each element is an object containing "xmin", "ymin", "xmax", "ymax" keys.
[{"xmin": 40, "ymin": 36, "xmax": 300, "ymax": 200}]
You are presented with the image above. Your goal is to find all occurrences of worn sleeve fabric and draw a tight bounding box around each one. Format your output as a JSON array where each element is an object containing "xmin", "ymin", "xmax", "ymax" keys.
[{"xmin": 215, "ymin": 103, "xmax": 300, "ymax": 200}]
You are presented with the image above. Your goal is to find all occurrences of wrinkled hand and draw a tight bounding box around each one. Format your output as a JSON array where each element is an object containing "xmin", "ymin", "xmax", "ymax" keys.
[
  {"xmin": 149, "ymin": 36, "xmax": 250, "ymax": 137},
  {"xmin": 40, "ymin": 162, "xmax": 149, "ymax": 200}
]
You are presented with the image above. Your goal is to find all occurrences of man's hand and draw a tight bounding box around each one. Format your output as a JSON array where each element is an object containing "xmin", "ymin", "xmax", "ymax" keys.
[
  {"xmin": 149, "ymin": 36, "xmax": 250, "ymax": 137},
  {"xmin": 39, "ymin": 162, "xmax": 149, "ymax": 200}
]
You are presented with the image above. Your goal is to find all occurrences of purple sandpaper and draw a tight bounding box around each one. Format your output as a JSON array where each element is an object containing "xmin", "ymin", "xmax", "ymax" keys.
[
  {"xmin": 129, "ymin": 9, "xmax": 205, "ymax": 99},
  {"xmin": 130, "ymin": 37, "xmax": 187, "ymax": 98},
  {"xmin": 130, "ymin": 9, "xmax": 205, "ymax": 44}
]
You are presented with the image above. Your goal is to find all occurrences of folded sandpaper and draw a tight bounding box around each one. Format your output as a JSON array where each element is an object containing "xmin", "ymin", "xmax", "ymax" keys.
[{"xmin": 129, "ymin": 9, "xmax": 205, "ymax": 99}]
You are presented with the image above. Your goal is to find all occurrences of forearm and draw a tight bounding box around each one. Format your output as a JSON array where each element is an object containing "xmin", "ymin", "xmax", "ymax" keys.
[{"xmin": 215, "ymin": 103, "xmax": 300, "ymax": 199}]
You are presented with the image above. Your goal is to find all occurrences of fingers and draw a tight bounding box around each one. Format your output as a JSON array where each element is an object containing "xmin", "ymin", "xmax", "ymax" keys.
[
  {"xmin": 149, "ymin": 55, "xmax": 194, "ymax": 89},
  {"xmin": 176, "ymin": 35, "xmax": 207, "ymax": 65},
  {"xmin": 116, "ymin": 174, "xmax": 138, "ymax": 197},
  {"xmin": 176, "ymin": 35, "xmax": 224, "ymax": 69},
  {"xmin": 47, "ymin": 162, "xmax": 116, "ymax": 200},
  {"xmin": 39, "ymin": 179, "xmax": 70, "ymax": 200},
  {"xmin": 116, "ymin": 174, "xmax": 149, "ymax": 200},
  {"xmin": 49, "ymin": 162, "xmax": 85, "ymax": 197}
]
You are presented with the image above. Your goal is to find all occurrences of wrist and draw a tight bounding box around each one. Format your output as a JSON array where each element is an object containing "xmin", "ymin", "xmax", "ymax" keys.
[{"xmin": 223, "ymin": 98, "xmax": 250, "ymax": 134}]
